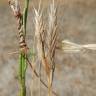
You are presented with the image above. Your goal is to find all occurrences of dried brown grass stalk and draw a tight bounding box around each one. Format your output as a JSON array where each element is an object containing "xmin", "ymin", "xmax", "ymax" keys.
[
  {"xmin": 26, "ymin": 57, "xmax": 57, "ymax": 96},
  {"xmin": 47, "ymin": 0, "xmax": 57, "ymax": 95},
  {"xmin": 34, "ymin": 7, "xmax": 52, "ymax": 96},
  {"xmin": 34, "ymin": 0, "xmax": 57, "ymax": 96},
  {"xmin": 47, "ymin": 0, "xmax": 57, "ymax": 78},
  {"xmin": 34, "ymin": 6, "xmax": 51, "ymax": 79}
]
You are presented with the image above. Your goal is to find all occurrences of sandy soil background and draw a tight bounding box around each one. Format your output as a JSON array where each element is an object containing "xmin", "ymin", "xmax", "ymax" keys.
[{"xmin": 0, "ymin": 0, "xmax": 96, "ymax": 96}]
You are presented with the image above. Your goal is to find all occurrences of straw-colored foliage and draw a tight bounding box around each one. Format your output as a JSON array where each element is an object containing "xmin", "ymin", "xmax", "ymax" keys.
[{"xmin": 34, "ymin": 0, "xmax": 57, "ymax": 95}]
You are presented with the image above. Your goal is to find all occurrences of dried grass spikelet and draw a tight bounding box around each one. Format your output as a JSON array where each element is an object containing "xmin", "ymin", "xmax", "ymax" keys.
[
  {"xmin": 34, "ymin": 5, "xmax": 51, "ymax": 82},
  {"xmin": 46, "ymin": 0, "xmax": 57, "ymax": 95},
  {"xmin": 9, "ymin": 0, "xmax": 28, "ymax": 54},
  {"xmin": 47, "ymin": 0, "xmax": 57, "ymax": 62},
  {"xmin": 8, "ymin": 0, "xmax": 21, "ymax": 17},
  {"xmin": 34, "ymin": 0, "xmax": 57, "ymax": 95},
  {"xmin": 47, "ymin": 0, "xmax": 57, "ymax": 60},
  {"xmin": 62, "ymin": 40, "xmax": 96, "ymax": 53}
]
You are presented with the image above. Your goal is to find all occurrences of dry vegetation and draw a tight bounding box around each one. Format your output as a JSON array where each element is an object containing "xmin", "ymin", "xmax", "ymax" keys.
[{"xmin": 0, "ymin": 0, "xmax": 96, "ymax": 96}]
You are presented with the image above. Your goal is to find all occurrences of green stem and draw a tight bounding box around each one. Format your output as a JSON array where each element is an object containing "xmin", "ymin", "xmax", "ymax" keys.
[
  {"xmin": 19, "ymin": 0, "xmax": 29, "ymax": 96},
  {"xmin": 23, "ymin": 0, "xmax": 29, "ymax": 35},
  {"xmin": 19, "ymin": 53, "xmax": 27, "ymax": 96}
]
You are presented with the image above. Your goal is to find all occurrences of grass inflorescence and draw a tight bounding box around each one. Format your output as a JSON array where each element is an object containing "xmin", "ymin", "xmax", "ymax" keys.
[
  {"xmin": 8, "ymin": 0, "xmax": 96, "ymax": 96},
  {"xmin": 9, "ymin": 0, "xmax": 29, "ymax": 96},
  {"xmin": 9, "ymin": 0, "xmax": 58, "ymax": 96}
]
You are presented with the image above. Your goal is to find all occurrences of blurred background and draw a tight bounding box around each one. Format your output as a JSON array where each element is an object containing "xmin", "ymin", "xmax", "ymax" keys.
[{"xmin": 0, "ymin": 0, "xmax": 96, "ymax": 96}]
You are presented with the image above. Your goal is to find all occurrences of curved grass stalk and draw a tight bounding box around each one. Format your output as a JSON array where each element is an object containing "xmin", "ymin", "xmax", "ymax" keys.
[{"xmin": 26, "ymin": 56, "xmax": 58, "ymax": 96}]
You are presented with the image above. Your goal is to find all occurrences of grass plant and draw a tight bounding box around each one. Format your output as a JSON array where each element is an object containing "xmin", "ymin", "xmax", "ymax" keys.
[
  {"xmin": 8, "ymin": 0, "xmax": 29, "ymax": 96},
  {"xmin": 8, "ymin": 0, "xmax": 57, "ymax": 96},
  {"xmin": 8, "ymin": 0, "xmax": 96, "ymax": 96}
]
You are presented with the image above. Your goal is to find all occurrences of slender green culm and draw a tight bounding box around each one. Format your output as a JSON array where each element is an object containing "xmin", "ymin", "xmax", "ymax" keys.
[
  {"xmin": 23, "ymin": 0, "xmax": 29, "ymax": 35},
  {"xmin": 19, "ymin": 0, "xmax": 29, "ymax": 96},
  {"xmin": 19, "ymin": 53, "xmax": 27, "ymax": 96}
]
